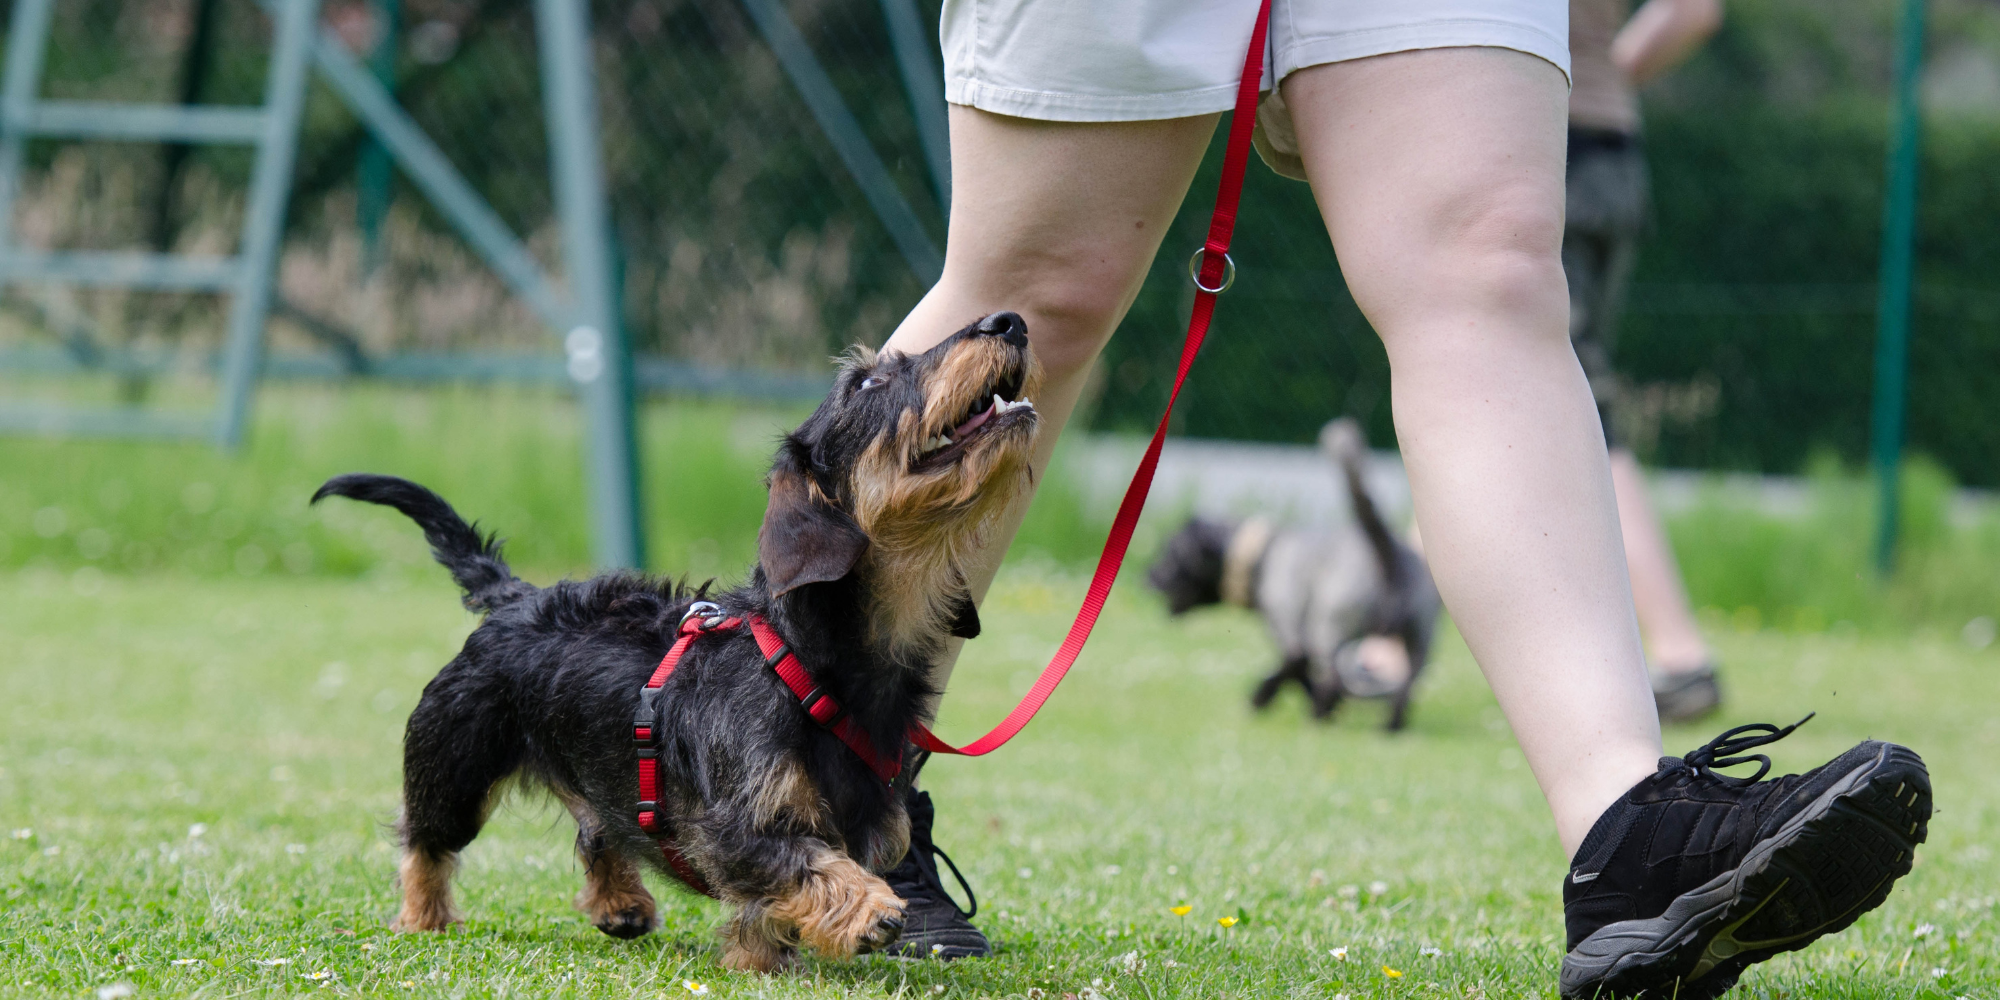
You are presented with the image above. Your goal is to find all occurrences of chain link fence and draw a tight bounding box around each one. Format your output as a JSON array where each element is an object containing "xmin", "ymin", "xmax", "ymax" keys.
[
  {"xmin": 0, "ymin": 0, "xmax": 943, "ymax": 384},
  {"xmin": 2, "ymin": 0, "xmax": 1999, "ymax": 484}
]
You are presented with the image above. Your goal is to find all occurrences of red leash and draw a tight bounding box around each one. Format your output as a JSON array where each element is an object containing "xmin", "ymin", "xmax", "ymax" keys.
[{"xmin": 911, "ymin": 0, "xmax": 1271, "ymax": 758}]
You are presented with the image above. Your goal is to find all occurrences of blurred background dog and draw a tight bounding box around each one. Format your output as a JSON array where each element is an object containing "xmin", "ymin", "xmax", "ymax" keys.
[{"xmin": 1148, "ymin": 419, "xmax": 1441, "ymax": 730}]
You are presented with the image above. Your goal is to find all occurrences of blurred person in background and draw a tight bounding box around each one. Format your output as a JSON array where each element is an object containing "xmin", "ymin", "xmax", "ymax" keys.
[{"xmin": 1567, "ymin": 0, "xmax": 1726, "ymax": 724}]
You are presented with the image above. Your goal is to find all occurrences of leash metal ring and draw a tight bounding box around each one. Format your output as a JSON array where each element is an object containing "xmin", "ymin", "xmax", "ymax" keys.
[
  {"xmin": 680, "ymin": 601, "xmax": 722, "ymax": 629},
  {"xmin": 1187, "ymin": 247, "xmax": 1236, "ymax": 294}
]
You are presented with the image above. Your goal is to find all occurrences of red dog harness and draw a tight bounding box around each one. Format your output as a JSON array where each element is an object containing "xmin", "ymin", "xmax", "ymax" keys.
[{"xmin": 633, "ymin": 601, "xmax": 907, "ymax": 894}]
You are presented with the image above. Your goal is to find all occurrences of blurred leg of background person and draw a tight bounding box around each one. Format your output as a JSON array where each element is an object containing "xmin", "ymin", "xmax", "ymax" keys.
[
  {"xmin": 1610, "ymin": 450, "xmax": 1720, "ymax": 670},
  {"xmin": 1569, "ymin": 0, "xmax": 1727, "ymax": 724},
  {"xmin": 1563, "ymin": 139, "xmax": 1719, "ymax": 710},
  {"xmin": 1284, "ymin": 47, "xmax": 1661, "ymax": 856},
  {"xmin": 879, "ymin": 108, "xmax": 1220, "ymax": 689}
]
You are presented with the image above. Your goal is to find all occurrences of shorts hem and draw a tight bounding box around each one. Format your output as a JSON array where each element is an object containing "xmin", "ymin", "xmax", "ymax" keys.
[
  {"xmin": 947, "ymin": 17, "xmax": 1572, "ymax": 125},
  {"xmin": 1275, "ymin": 19, "xmax": 1571, "ymax": 84},
  {"xmin": 944, "ymin": 78, "xmax": 1244, "ymax": 123}
]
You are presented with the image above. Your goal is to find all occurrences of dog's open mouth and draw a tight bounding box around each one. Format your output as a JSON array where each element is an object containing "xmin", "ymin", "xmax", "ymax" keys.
[{"xmin": 913, "ymin": 368, "xmax": 1033, "ymax": 469}]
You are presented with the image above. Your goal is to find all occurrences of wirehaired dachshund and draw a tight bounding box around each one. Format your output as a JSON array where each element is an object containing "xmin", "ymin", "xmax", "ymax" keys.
[{"xmin": 312, "ymin": 311, "xmax": 1041, "ymax": 971}]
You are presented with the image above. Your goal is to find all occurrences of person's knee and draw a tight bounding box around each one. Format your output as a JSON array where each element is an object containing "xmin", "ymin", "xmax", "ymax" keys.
[
  {"xmin": 1348, "ymin": 178, "xmax": 1568, "ymax": 343},
  {"xmin": 945, "ymin": 245, "xmax": 1142, "ymax": 379}
]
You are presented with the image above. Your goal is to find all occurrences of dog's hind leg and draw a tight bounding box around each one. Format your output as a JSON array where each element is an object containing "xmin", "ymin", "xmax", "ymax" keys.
[
  {"xmin": 1384, "ymin": 627, "xmax": 1430, "ymax": 732},
  {"xmin": 1250, "ymin": 655, "xmax": 1310, "ymax": 710},
  {"xmin": 392, "ymin": 661, "xmax": 523, "ymax": 932},
  {"xmin": 1385, "ymin": 683, "xmax": 1414, "ymax": 732},
  {"xmin": 562, "ymin": 795, "xmax": 658, "ymax": 939},
  {"xmin": 1308, "ymin": 674, "xmax": 1346, "ymax": 721}
]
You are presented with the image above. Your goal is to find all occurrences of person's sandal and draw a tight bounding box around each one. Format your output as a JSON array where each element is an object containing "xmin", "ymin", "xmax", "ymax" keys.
[
  {"xmin": 883, "ymin": 788, "xmax": 989, "ymax": 959},
  {"xmin": 1560, "ymin": 716, "xmax": 1930, "ymax": 998}
]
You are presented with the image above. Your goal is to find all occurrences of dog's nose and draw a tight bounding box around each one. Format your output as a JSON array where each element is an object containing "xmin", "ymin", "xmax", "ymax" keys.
[{"xmin": 974, "ymin": 310, "xmax": 1028, "ymax": 347}]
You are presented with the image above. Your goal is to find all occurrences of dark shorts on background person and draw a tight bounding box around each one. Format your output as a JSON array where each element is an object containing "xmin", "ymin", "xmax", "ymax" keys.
[{"xmin": 1563, "ymin": 126, "xmax": 1648, "ymax": 446}]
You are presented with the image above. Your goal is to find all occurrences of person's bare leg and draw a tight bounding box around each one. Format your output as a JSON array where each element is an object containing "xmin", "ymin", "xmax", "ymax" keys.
[
  {"xmin": 1609, "ymin": 447, "xmax": 1711, "ymax": 672},
  {"xmin": 881, "ymin": 108, "xmax": 1218, "ymax": 687},
  {"xmin": 1286, "ymin": 48, "xmax": 1661, "ymax": 856}
]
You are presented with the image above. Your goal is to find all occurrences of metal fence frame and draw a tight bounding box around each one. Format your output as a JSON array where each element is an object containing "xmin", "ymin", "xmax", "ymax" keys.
[{"xmin": 0, "ymin": 0, "xmax": 955, "ymax": 570}]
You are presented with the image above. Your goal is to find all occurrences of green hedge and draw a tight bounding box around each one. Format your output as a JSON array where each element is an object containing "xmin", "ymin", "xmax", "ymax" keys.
[
  {"xmin": 1092, "ymin": 1, "xmax": 2000, "ymax": 486},
  {"xmin": 1091, "ymin": 107, "xmax": 2000, "ymax": 485}
]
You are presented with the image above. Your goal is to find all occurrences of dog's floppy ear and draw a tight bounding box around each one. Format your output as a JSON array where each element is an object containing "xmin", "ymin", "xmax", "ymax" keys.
[{"xmin": 759, "ymin": 466, "xmax": 868, "ymax": 597}]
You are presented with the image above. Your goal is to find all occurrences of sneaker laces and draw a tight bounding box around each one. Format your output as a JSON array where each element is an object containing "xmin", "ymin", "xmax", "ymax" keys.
[
  {"xmin": 889, "ymin": 778, "xmax": 979, "ymax": 920},
  {"xmin": 1678, "ymin": 713, "xmax": 1815, "ymax": 785},
  {"xmin": 889, "ymin": 838, "xmax": 979, "ymax": 919}
]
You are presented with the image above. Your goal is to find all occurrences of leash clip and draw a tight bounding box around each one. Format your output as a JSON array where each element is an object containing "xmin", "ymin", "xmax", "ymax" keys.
[
  {"xmin": 679, "ymin": 600, "xmax": 724, "ymax": 631},
  {"xmin": 1188, "ymin": 246, "xmax": 1236, "ymax": 294}
]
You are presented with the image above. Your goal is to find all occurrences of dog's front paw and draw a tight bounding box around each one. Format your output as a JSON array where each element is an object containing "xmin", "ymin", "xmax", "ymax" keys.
[
  {"xmin": 855, "ymin": 909, "xmax": 905, "ymax": 955},
  {"xmin": 720, "ymin": 926, "xmax": 797, "ymax": 972},
  {"xmin": 772, "ymin": 857, "xmax": 908, "ymax": 959},
  {"xmin": 572, "ymin": 849, "xmax": 660, "ymax": 939},
  {"xmin": 593, "ymin": 903, "xmax": 658, "ymax": 940},
  {"xmin": 389, "ymin": 905, "xmax": 461, "ymax": 933}
]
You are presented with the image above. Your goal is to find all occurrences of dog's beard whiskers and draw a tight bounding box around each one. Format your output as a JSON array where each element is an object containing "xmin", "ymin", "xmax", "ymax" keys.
[
  {"xmin": 851, "ymin": 437, "xmax": 1028, "ymax": 658},
  {"xmin": 842, "ymin": 337, "xmax": 1039, "ymax": 658}
]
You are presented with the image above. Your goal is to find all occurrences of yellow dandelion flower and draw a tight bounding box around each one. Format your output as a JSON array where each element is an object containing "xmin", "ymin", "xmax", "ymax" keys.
[
  {"xmin": 1217, "ymin": 916, "xmax": 1237, "ymax": 928},
  {"xmin": 1170, "ymin": 905, "xmax": 1192, "ymax": 916},
  {"xmin": 1382, "ymin": 965, "xmax": 1403, "ymax": 979}
]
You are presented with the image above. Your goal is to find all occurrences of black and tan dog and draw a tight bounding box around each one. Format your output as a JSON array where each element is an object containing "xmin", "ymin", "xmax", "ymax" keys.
[
  {"xmin": 312, "ymin": 312, "xmax": 1040, "ymax": 971},
  {"xmin": 1147, "ymin": 419, "xmax": 1441, "ymax": 730}
]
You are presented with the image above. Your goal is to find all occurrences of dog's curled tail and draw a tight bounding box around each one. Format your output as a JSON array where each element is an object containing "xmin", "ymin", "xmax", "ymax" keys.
[
  {"xmin": 1319, "ymin": 418, "xmax": 1405, "ymax": 588},
  {"xmin": 311, "ymin": 473, "xmax": 531, "ymax": 612}
]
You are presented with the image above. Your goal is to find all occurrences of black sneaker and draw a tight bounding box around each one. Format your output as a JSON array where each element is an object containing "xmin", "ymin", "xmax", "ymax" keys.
[
  {"xmin": 883, "ymin": 789, "xmax": 990, "ymax": 959},
  {"xmin": 1560, "ymin": 716, "xmax": 1930, "ymax": 999},
  {"xmin": 1652, "ymin": 663, "xmax": 1723, "ymax": 725}
]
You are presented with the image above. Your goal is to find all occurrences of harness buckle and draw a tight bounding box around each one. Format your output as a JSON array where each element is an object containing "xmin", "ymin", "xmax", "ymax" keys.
[{"xmin": 634, "ymin": 686, "xmax": 663, "ymax": 744}]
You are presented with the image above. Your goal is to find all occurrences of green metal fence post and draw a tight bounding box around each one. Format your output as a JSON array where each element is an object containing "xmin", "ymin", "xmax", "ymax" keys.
[
  {"xmin": 358, "ymin": 0, "xmax": 398, "ymax": 274},
  {"xmin": 0, "ymin": 0, "xmax": 58, "ymax": 256},
  {"xmin": 215, "ymin": 0, "xmax": 320, "ymax": 448},
  {"xmin": 1870, "ymin": 0, "xmax": 1927, "ymax": 576},
  {"xmin": 878, "ymin": 0, "xmax": 949, "ymax": 210},
  {"xmin": 535, "ymin": 0, "xmax": 645, "ymax": 570}
]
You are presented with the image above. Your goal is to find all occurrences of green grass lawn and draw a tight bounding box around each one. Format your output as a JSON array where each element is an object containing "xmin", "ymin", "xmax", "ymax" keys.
[{"xmin": 3, "ymin": 562, "xmax": 1996, "ymax": 998}]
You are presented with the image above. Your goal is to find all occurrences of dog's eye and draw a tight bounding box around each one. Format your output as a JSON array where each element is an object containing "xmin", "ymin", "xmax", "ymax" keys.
[{"xmin": 858, "ymin": 375, "xmax": 885, "ymax": 391}]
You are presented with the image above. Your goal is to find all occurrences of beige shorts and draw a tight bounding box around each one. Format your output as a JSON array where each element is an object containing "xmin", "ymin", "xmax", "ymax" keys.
[{"xmin": 941, "ymin": 0, "xmax": 1570, "ymax": 179}]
